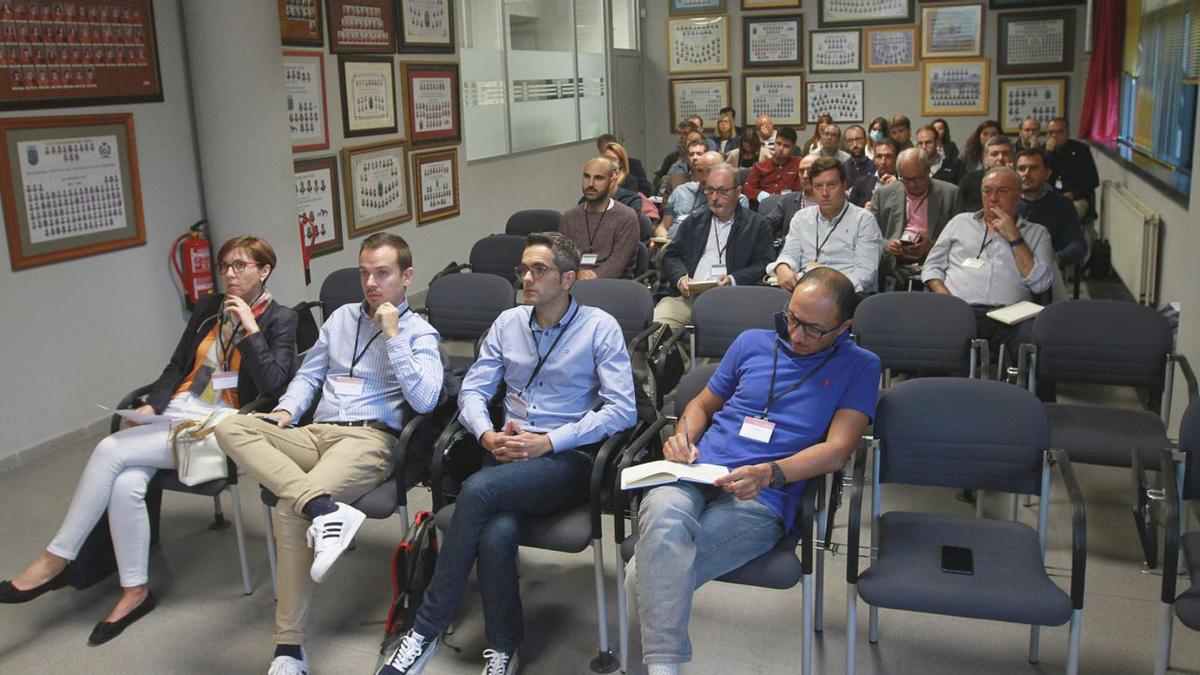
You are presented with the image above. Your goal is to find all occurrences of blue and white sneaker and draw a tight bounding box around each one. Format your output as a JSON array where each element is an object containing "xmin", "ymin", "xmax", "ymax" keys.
[
  {"xmin": 481, "ymin": 648, "xmax": 519, "ymax": 675},
  {"xmin": 377, "ymin": 629, "xmax": 439, "ymax": 675}
]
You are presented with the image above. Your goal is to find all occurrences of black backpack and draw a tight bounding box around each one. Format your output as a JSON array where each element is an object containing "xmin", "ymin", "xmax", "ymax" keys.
[{"xmin": 381, "ymin": 510, "xmax": 439, "ymax": 652}]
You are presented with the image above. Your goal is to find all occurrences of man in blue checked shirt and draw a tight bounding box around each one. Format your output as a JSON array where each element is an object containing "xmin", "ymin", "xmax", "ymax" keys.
[
  {"xmin": 216, "ymin": 233, "xmax": 444, "ymax": 675},
  {"xmin": 379, "ymin": 232, "xmax": 638, "ymax": 675}
]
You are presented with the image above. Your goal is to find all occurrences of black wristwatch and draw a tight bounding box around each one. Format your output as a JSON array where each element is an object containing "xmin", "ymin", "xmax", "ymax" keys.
[
  {"xmin": 1008, "ymin": 236, "xmax": 1026, "ymax": 248},
  {"xmin": 768, "ymin": 461, "xmax": 787, "ymax": 489}
]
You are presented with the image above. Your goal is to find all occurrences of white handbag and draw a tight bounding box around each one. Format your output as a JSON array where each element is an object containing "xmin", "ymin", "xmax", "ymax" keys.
[{"xmin": 169, "ymin": 408, "xmax": 238, "ymax": 487}]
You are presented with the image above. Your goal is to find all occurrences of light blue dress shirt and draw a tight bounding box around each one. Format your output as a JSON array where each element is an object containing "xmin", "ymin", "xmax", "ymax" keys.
[
  {"xmin": 459, "ymin": 298, "xmax": 637, "ymax": 452},
  {"xmin": 921, "ymin": 211, "xmax": 1054, "ymax": 306}
]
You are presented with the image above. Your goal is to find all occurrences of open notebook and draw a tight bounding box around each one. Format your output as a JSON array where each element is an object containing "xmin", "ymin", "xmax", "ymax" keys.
[{"xmin": 620, "ymin": 460, "xmax": 729, "ymax": 490}]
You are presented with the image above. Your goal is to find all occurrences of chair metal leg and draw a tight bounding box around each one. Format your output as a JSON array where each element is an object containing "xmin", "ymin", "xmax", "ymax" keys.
[
  {"xmin": 802, "ymin": 572, "xmax": 815, "ymax": 675},
  {"xmin": 1155, "ymin": 602, "xmax": 1173, "ymax": 675},
  {"xmin": 816, "ymin": 482, "xmax": 828, "ymax": 633},
  {"xmin": 397, "ymin": 505, "xmax": 410, "ymax": 538},
  {"xmin": 616, "ymin": 558, "xmax": 629, "ymax": 674},
  {"xmin": 868, "ymin": 605, "xmax": 879, "ymax": 644},
  {"xmin": 975, "ymin": 490, "xmax": 985, "ymax": 519},
  {"xmin": 263, "ymin": 502, "xmax": 278, "ymax": 600},
  {"xmin": 846, "ymin": 583, "xmax": 858, "ymax": 675},
  {"xmin": 1009, "ymin": 493, "xmax": 1019, "ymax": 522},
  {"xmin": 1067, "ymin": 609, "xmax": 1082, "ymax": 675},
  {"xmin": 1028, "ymin": 624, "xmax": 1041, "ymax": 664},
  {"xmin": 210, "ymin": 494, "xmax": 229, "ymax": 530},
  {"xmin": 226, "ymin": 484, "xmax": 252, "ymax": 596},
  {"xmin": 588, "ymin": 538, "xmax": 618, "ymax": 673}
]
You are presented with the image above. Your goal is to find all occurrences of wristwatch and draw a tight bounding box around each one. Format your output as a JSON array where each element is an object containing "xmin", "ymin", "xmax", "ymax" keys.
[
  {"xmin": 1008, "ymin": 236, "xmax": 1026, "ymax": 248},
  {"xmin": 768, "ymin": 461, "xmax": 787, "ymax": 489}
]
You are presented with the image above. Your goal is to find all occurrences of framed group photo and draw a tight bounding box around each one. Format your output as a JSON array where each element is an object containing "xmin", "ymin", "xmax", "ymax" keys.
[
  {"xmin": 809, "ymin": 29, "xmax": 861, "ymax": 73},
  {"xmin": 999, "ymin": 77, "xmax": 1067, "ymax": 134},
  {"xmin": 922, "ymin": 58, "xmax": 990, "ymax": 116},
  {"xmin": 806, "ymin": 80, "xmax": 864, "ymax": 123},
  {"xmin": 670, "ymin": 0, "xmax": 726, "ymax": 14},
  {"xmin": 279, "ymin": 0, "xmax": 323, "ymax": 46},
  {"xmin": 326, "ymin": 0, "xmax": 397, "ymax": 53},
  {"xmin": 396, "ymin": 0, "xmax": 455, "ymax": 53},
  {"xmin": 342, "ymin": 139, "xmax": 412, "ymax": 236},
  {"xmin": 741, "ymin": 0, "xmax": 800, "ymax": 8},
  {"xmin": 412, "ymin": 148, "xmax": 459, "ymax": 225},
  {"xmin": 338, "ymin": 55, "xmax": 399, "ymax": 138},
  {"xmin": 401, "ymin": 61, "xmax": 461, "ymax": 147},
  {"xmin": 742, "ymin": 15, "xmax": 803, "ymax": 69},
  {"xmin": 921, "ymin": 3, "xmax": 984, "ymax": 59},
  {"xmin": 818, "ymin": 0, "xmax": 914, "ymax": 28},
  {"xmin": 283, "ymin": 50, "xmax": 329, "ymax": 152},
  {"xmin": 864, "ymin": 25, "xmax": 917, "ymax": 72},
  {"xmin": 670, "ymin": 77, "xmax": 731, "ymax": 132},
  {"xmin": 989, "ymin": 0, "xmax": 1083, "ymax": 8},
  {"xmin": 997, "ymin": 10, "xmax": 1075, "ymax": 75},
  {"xmin": 667, "ymin": 16, "xmax": 729, "ymax": 74},
  {"xmin": 293, "ymin": 155, "xmax": 344, "ymax": 260},
  {"xmin": 744, "ymin": 72, "xmax": 805, "ymax": 128},
  {"xmin": 0, "ymin": 113, "xmax": 146, "ymax": 271}
]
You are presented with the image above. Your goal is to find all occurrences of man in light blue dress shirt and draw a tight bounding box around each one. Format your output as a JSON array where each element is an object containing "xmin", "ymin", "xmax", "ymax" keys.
[
  {"xmin": 380, "ymin": 232, "xmax": 637, "ymax": 675},
  {"xmin": 217, "ymin": 233, "xmax": 445, "ymax": 675}
]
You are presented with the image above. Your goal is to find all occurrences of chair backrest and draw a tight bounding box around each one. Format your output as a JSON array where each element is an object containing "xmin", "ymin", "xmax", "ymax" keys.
[
  {"xmin": 757, "ymin": 192, "xmax": 785, "ymax": 215},
  {"xmin": 637, "ymin": 213, "xmax": 653, "ymax": 241},
  {"xmin": 469, "ymin": 234, "xmax": 527, "ymax": 286},
  {"xmin": 874, "ymin": 378, "xmax": 1049, "ymax": 495},
  {"xmin": 631, "ymin": 241, "xmax": 651, "ymax": 278},
  {"xmin": 853, "ymin": 292, "xmax": 976, "ymax": 375},
  {"xmin": 291, "ymin": 301, "xmax": 320, "ymax": 354},
  {"xmin": 1181, "ymin": 397, "xmax": 1200, "ymax": 501},
  {"xmin": 672, "ymin": 363, "xmax": 720, "ymax": 418},
  {"xmin": 1032, "ymin": 299, "xmax": 1171, "ymax": 389},
  {"xmin": 505, "ymin": 209, "xmax": 561, "ymax": 237},
  {"xmin": 571, "ymin": 279, "xmax": 654, "ymax": 343},
  {"xmin": 691, "ymin": 286, "xmax": 789, "ymax": 360},
  {"xmin": 319, "ymin": 268, "xmax": 364, "ymax": 319},
  {"xmin": 425, "ymin": 273, "xmax": 516, "ymax": 342}
]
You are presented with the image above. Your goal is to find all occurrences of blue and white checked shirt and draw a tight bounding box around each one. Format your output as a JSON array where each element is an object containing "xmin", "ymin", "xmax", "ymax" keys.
[
  {"xmin": 277, "ymin": 301, "xmax": 443, "ymax": 429},
  {"xmin": 459, "ymin": 298, "xmax": 637, "ymax": 452}
]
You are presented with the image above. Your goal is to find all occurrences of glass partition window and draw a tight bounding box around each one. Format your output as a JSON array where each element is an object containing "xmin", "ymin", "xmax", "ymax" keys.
[{"xmin": 460, "ymin": 0, "xmax": 610, "ymax": 160}]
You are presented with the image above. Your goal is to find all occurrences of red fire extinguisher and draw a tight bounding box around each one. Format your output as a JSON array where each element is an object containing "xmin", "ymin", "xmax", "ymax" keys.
[{"xmin": 171, "ymin": 220, "xmax": 214, "ymax": 308}]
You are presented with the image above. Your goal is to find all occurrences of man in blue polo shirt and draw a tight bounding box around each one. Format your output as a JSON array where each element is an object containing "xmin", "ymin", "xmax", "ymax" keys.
[{"xmin": 630, "ymin": 267, "xmax": 880, "ymax": 675}]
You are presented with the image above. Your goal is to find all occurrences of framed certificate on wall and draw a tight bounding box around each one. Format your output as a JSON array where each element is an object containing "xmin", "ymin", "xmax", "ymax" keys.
[
  {"xmin": 743, "ymin": 72, "xmax": 805, "ymax": 128},
  {"xmin": 742, "ymin": 15, "xmax": 803, "ymax": 69},
  {"xmin": 293, "ymin": 155, "xmax": 343, "ymax": 260},
  {"xmin": 342, "ymin": 139, "xmax": 412, "ymax": 236},
  {"xmin": 668, "ymin": 16, "xmax": 730, "ymax": 74},
  {"xmin": 338, "ymin": 56, "xmax": 400, "ymax": 138},
  {"xmin": 412, "ymin": 148, "xmax": 459, "ymax": 225},
  {"xmin": 670, "ymin": 77, "xmax": 731, "ymax": 133},
  {"xmin": 401, "ymin": 61, "xmax": 461, "ymax": 147},
  {"xmin": 283, "ymin": 50, "xmax": 330, "ymax": 152}
]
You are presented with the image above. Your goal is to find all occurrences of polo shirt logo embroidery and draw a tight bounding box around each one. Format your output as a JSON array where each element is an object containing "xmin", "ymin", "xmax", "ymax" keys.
[{"xmin": 824, "ymin": 378, "xmax": 830, "ymax": 387}]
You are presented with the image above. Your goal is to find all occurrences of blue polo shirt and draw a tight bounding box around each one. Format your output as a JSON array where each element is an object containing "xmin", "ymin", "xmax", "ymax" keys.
[{"xmin": 698, "ymin": 329, "xmax": 880, "ymax": 530}]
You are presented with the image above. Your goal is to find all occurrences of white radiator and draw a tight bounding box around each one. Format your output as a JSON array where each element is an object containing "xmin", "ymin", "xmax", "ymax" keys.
[{"xmin": 1100, "ymin": 180, "xmax": 1161, "ymax": 305}]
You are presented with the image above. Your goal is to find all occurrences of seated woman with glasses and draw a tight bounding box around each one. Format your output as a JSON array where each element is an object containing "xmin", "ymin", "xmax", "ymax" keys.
[{"xmin": 0, "ymin": 235, "xmax": 297, "ymax": 645}]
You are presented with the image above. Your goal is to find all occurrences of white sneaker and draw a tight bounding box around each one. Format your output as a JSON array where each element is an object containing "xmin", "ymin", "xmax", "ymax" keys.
[
  {"xmin": 306, "ymin": 502, "xmax": 366, "ymax": 582},
  {"xmin": 481, "ymin": 648, "xmax": 519, "ymax": 675},
  {"xmin": 377, "ymin": 629, "xmax": 440, "ymax": 675},
  {"xmin": 267, "ymin": 649, "xmax": 308, "ymax": 675}
]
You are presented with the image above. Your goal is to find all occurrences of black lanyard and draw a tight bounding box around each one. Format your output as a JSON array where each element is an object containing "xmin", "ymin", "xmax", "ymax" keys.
[
  {"xmin": 215, "ymin": 291, "xmax": 265, "ymax": 371},
  {"xmin": 583, "ymin": 204, "xmax": 608, "ymax": 252},
  {"xmin": 350, "ymin": 306, "xmax": 409, "ymax": 377},
  {"xmin": 813, "ymin": 203, "xmax": 849, "ymax": 262},
  {"xmin": 903, "ymin": 192, "xmax": 928, "ymax": 229},
  {"xmin": 710, "ymin": 216, "xmax": 732, "ymax": 263},
  {"xmin": 761, "ymin": 339, "xmax": 839, "ymax": 419},
  {"xmin": 523, "ymin": 302, "xmax": 580, "ymax": 390}
]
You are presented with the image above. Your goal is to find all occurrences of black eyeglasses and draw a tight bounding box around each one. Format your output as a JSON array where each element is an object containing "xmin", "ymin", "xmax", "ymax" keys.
[
  {"xmin": 515, "ymin": 263, "xmax": 559, "ymax": 280},
  {"xmin": 218, "ymin": 260, "xmax": 259, "ymax": 274},
  {"xmin": 703, "ymin": 186, "xmax": 737, "ymax": 196},
  {"xmin": 782, "ymin": 310, "xmax": 839, "ymax": 339}
]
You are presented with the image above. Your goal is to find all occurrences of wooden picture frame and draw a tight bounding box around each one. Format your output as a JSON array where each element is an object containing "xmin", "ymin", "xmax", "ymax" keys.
[
  {"xmin": 412, "ymin": 148, "xmax": 459, "ymax": 225},
  {"xmin": 670, "ymin": 77, "xmax": 731, "ymax": 132},
  {"xmin": 922, "ymin": 57, "xmax": 990, "ymax": 116},
  {"xmin": 818, "ymin": 0, "xmax": 914, "ymax": 28},
  {"xmin": 401, "ymin": 61, "xmax": 461, "ymax": 147},
  {"xmin": 741, "ymin": 0, "xmax": 801, "ymax": 9},
  {"xmin": 743, "ymin": 15, "xmax": 803, "ymax": 69},
  {"xmin": 293, "ymin": 155, "xmax": 343, "ymax": 260},
  {"xmin": 864, "ymin": 25, "xmax": 917, "ymax": 72},
  {"xmin": 670, "ymin": 0, "xmax": 726, "ymax": 15},
  {"xmin": 744, "ymin": 72, "xmax": 805, "ymax": 128},
  {"xmin": 809, "ymin": 29, "xmax": 861, "ymax": 73},
  {"xmin": 667, "ymin": 16, "xmax": 729, "ymax": 74},
  {"xmin": 999, "ymin": 77, "xmax": 1067, "ymax": 134},
  {"xmin": 338, "ymin": 55, "xmax": 400, "ymax": 139},
  {"xmin": 326, "ymin": 0, "xmax": 397, "ymax": 53},
  {"xmin": 806, "ymin": 79, "xmax": 864, "ymax": 123},
  {"xmin": 342, "ymin": 139, "xmax": 413, "ymax": 236},
  {"xmin": 0, "ymin": 113, "xmax": 145, "ymax": 271},
  {"xmin": 397, "ymin": 0, "xmax": 455, "ymax": 53},
  {"xmin": 921, "ymin": 2, "xmax": 984, "ymax": 59},
  {"xmin": 283, "ymin": 50, "xmax": 330, "ymax": 153},
  {"xmin": 990, "ymin": 0, "xmax": 1082, "ymax": 8},
  {"xmin": 0, "ymin": 0, "xmax": 163, "ymax": 111},
  {"xmin": 278, "ymin": 0, "xmax": 323, "ymax": 47},
  {"xmin": 997, "ymin": 10, "xmax": 1075, "ymax": 75}
]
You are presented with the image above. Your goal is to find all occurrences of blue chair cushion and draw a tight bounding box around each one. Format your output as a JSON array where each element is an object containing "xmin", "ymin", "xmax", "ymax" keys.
[
  {"xmin": 434, "ymin": 502, "xmax": 592, "ymax": 554},
  {"xmin": 1046, "ymin": 403, "xmax": 1168, "ymax": 468}
]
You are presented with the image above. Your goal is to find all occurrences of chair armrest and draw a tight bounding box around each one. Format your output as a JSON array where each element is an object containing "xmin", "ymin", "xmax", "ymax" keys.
[
  {"xmin": 612, "ymin": 417, "xmax": 671, "ymax": 544},
  {"xmin": 1050, "ymin": 449, "xmax": 1087, "ymax": 610},
  {"xmin": 589, "ymin": 427, "xmax": 637, "ymax": 539},
  {"xmin": 1161, "ymin": 448, "xmax": 1182, "ymax": 602},
  {"xmin": 1172, "ymin": 353, "xmax": 1199, "ymax": 404},
  {"xmin": 430, "ymin": 418, "xmax": 468, "ymax": 511},
  {"xmin": 799, "ymin": 475, "xmax": 824, "ymax": 575},
  {"xmin": 238, "ymin": 395, "xmax": 279, "ymax": 415},
  {"xmin": 972, "ymin": 339, "xmax": 991, "ymax": 380},
  {"xmin": 1017, "ymin": 343, "xmax": 1035, "ymax": 392},
  {"xmin": 430, "ymin": 263, "xmax": 471, "ymax": 285},
  {"xmin": 1130, "ymin": 444, "xmax": 1160, "ymax": 568},
  {"xmin": 846, "ymin": 442, "xmax": 870, "ymax": 583},
  {"xmin": 628, "ymin": 322, "xmax": 660, "ymax": 357},
  {"xmin": 110, "ymin": 383, "xmax": 156, "ymax": 434},
  {"xmin": 389, "ymin": 412, "xmax": 430, "ymax": 506}
]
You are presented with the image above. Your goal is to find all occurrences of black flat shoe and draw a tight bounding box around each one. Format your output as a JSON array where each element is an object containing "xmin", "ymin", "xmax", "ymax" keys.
[
  {"xmin": 0, "ymin": 566, "xmax": 71, "ymax": 604},
  {"xmin": 87, "ymin": 591, "xmax": 156, "ymax": 646}
]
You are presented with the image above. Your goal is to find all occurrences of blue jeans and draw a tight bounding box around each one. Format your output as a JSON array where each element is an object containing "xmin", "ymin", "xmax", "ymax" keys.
[
  {"xmin": 633, "ymin": 482, "xmax": 783, "ymax": 664},
  {"xmin": 414, "ymin": 446, "xmax": 594, "ymax": 651}
]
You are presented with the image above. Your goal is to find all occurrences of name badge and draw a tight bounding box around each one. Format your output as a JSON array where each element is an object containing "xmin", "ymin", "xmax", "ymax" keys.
[
  {"xmin": 211, "ymin": 371, "xmax": 238, "ymax": 390},
  {"xmin": 709, "ymin": 264, "xmax": 727, "ymax": 279},
  {"xmin": 804, "ymin": 261, "xmax": 824, "ymax": 271},
  {"xmin": 332, "ymin": 376, "xmax": 365, "ymax": 397},
  {"xmin": 580, "ymin": 253, "xmax": 599, "ymax": 266},
  {"xmin": 963, "ymin": 257, "xmax": 987, "ymax": 269},
  {"xmin": 506, "ymin": 391, "xmax": 530, "ymax": 420},
  {"xmin": 739, "ymin": 416, "xmax": 775, "ymax": 443}
]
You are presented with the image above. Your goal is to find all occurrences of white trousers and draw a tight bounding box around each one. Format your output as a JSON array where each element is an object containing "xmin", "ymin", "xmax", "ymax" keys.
[{"xmin": 46, "ymin": 395, "xmax": 223, "ymax": 587}]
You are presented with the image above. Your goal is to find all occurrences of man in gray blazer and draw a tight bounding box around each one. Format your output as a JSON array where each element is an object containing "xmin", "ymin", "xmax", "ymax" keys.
[{"xmin": 872, "ymin": 148, "xmax": 959, "ymax": 290}]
